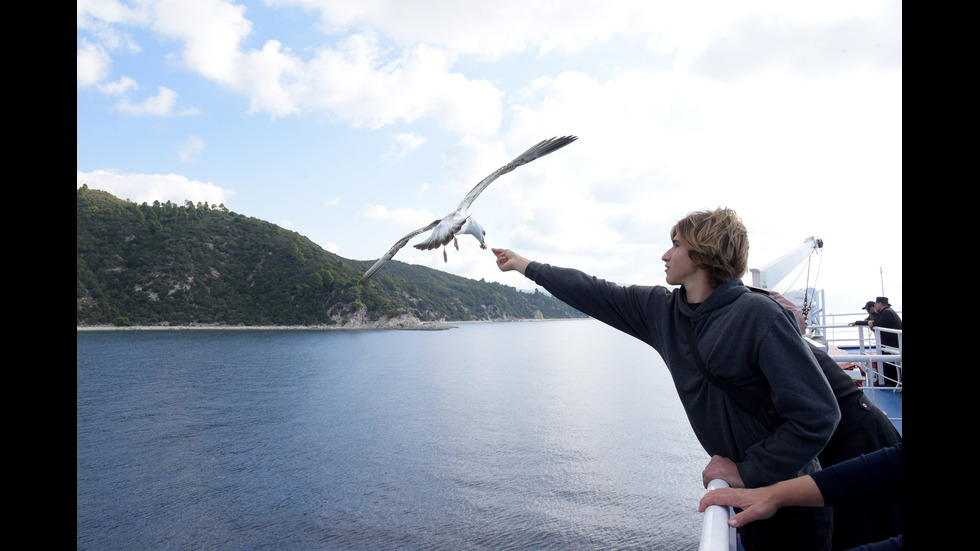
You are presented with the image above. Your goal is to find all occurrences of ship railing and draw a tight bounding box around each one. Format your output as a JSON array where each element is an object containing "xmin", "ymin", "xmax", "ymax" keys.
[
  {"xmin": 866, "ymin": 327, "xmax": 902, "ymax": 388},
  {"xmin": 698, "ymin": 320, "xmax": 901, "ymax": 551},
  {"xmin": 808, "ymin": 323, "xmax": 902, "ymax": 389},
  {"xmin": 699, "ymin": 479, "xmax": 737, "ymax": 551}
]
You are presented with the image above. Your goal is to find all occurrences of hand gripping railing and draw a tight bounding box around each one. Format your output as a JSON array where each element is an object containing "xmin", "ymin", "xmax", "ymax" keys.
[{"xmin": 699, "ymin": 479, "xmax": 736, "ymax": 551}]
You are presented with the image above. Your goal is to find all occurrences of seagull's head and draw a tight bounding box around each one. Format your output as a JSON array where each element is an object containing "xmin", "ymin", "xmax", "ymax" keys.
[{"xmin": 461, "ymin": 217, "xmax": 487, "ymax": 249}]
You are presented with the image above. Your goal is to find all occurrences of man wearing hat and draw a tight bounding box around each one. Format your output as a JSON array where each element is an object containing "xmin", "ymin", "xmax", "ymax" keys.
[
  {"xmin": 850, "ymin": 301, "xmax": 878, "ymax": 327},
  {"xmin": 869, "ymin": 297, "xmax": 902, "ymax": 391}
]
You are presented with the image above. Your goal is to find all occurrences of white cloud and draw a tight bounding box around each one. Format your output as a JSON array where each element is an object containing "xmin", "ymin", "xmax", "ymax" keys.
[
  {"xmin": 80, "ymin": 0, "xmax": 506, "ymax": 132},
  {"xmin": 270, "ymin": 0, "xmax": 646, "ymax": 59},
  {"xmin": 77, "ymin": 0, "xmax": 147, "ymax": 54},
  {"xmin": 114, "ymin": 86, "xmax": 201, "ymax": 117},
  {"xmin": 362, "ymin": 203, "xmax": 435, "ymax": 228},
  {"xmin": 77, "ymin": 0, "xmax": 149, "ymax": 28},
  {"xmin": 384, "ymin": 133, "xmax": 427, "ymax": 160},
  {"xmin": 77, "ymin": 168, "xmax": 235, "ymax": 207},
  {"xmin": 147, "ymin": 0, "xmax": 253, "ymax": 86},
  {"xmin": 77, "ymin": 39, "xmax": 112, "ymax": 88},
  {"xmin": 98, "ymin": 76, "xmax": 139, "ymax": 95},
  {"xmin": 76, "ymin": 0, "xmax": 901, "ymax": 311},
  {"xmin": 688, "ymin": 4, "xmax": 901, "ymax": 80},
  {"xmin": 178, "ymin": 135, "xmax": 205, "ymax": 162},
  {"xmin": 296, "ymin": 39, "xmax": 503, "ymax": 133},
  {"xmin": 77, "ymin": 0, "xmax": 899, "ymax": 132},
  {"xmin": 268, "ymin": 0, "xmax": 895, "ymax": 69}
]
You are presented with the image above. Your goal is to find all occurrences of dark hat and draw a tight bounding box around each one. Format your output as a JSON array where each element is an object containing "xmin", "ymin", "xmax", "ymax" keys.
[
  {"xmin": 875, "ymin": 297, "xmax": 890, "ymax": 306},
  {"xmin": 863, "ymin": 301, "xmax": 875, "ymax": 310}
]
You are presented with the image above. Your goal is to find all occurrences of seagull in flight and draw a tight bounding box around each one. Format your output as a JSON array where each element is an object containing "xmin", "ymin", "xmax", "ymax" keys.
[{"xmin": 358, "ymin": 135, "xmax": 578, "ymax": 284}]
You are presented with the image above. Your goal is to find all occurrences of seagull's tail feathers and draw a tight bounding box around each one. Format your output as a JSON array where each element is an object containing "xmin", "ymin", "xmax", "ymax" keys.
[{"xmin": 413, "ymin": 219, "xmax": 465, "ymax": 251}]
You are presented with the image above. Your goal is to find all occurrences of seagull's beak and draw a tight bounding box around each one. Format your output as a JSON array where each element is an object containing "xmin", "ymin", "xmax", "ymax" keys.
[{"xmin": 480, "ymin": 243, "xmax": 488, "ymax": 249}]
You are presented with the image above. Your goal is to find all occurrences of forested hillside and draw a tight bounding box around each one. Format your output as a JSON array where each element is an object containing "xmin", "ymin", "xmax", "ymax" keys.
[{"xmin": 76, "ymin": 186, "xmax": 585, "ymax": 327}]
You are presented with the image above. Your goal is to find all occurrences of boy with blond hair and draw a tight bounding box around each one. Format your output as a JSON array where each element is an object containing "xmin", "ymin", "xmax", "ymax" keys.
[{"xmin": 494, "ymin": 208, "xmax": 839, "ymax": 551}]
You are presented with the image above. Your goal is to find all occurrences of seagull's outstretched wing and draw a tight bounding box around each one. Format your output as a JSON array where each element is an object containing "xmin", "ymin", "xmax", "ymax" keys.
[
  {"xmin": 456, "ymin": 135, "xmax": 578, "ymax": 213},
  {"xmin": 358, "ymin": 219, "xmax": 440, "ymax": 284},
  {"xmin": 411, "ymin": 135, "xmax": 578, "ymax": 252},
  {"xmin": 358, "ymin": 135, "xmax": 578, "ymax": 284}
]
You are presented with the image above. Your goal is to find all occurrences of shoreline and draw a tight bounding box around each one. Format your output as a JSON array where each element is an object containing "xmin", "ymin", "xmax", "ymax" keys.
[
  {"xmin": 75, "ymin": 323, "xmax": 455, "ymax": 332},
  {"xmin": 76, "ymin": 318, "xmax": 587, "ymax": 332}
]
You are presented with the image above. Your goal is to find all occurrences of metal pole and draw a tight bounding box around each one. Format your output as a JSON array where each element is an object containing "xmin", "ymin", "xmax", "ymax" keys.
[{"xmin": 700, "ymin": 479, "xmax": 736, "ymax": 551}]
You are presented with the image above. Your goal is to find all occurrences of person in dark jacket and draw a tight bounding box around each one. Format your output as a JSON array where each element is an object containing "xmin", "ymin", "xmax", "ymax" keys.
[
  {"xmin": 492, "ymin": 208, "xmax": 840, "ymax": 551},
  {"xmin": 767, "ymin": 291, "xmax": 902, "ymax": 549},
  {"xmin": 851, "ymin": 301, "xmax": 878, "ymax": 327},
  {"xmin": 869, "ymin": 297, "xmax": 902, "ymax": 390},
  {"xmin": 807, "ymin": 342, "xmax": 902, "ymax": 549},
  {"xmin": 699, "ymin": 443, "xmax": 902, "ymax": 551}
]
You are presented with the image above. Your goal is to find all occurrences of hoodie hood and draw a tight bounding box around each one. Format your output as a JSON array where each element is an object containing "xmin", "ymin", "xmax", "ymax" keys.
[{"xmin": 675, "ymin": 277, "xmax": 751, "ymax": 319}]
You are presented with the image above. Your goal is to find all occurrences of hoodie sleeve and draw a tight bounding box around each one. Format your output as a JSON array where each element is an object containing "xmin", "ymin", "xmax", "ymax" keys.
[
  {"xmin": 736, "ymin": 309, "xmax": 841, "ymax": 487},
  {"xmin": 524, "ymin": 262, "xmax": 671, "ymax": 345}
]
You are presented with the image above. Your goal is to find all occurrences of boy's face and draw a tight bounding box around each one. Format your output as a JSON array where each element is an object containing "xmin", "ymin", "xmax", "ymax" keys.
[{"xmin": 662, "ymin": 239, "xmax": 699, "ymax": 287}]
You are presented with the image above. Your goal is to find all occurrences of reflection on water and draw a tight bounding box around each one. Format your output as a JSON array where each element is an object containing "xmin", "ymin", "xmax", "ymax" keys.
[{"xmin": 77, "ymin": 320, "xmax": 707, "ymax": 550}]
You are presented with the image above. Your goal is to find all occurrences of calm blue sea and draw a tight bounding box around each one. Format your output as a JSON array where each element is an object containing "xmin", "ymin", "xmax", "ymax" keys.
[{"xmin": 77, "ymin": 319, "xmax": 709, "ymax": 550}]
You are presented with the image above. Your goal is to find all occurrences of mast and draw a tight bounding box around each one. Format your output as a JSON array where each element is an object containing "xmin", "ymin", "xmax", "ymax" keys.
[{"xmin": 749, "ymin": 236, "xmax": 823, "ymax": 290}]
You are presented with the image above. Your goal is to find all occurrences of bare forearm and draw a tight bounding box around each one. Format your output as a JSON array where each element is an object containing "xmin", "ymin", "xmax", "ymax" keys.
[
  {"xmin": 767, "ymin": 475, "xmax": 825, "ymax": 508},
  {"xmin": 699, "ymin": 475, "xmax": 824, "ymax": 528},
  {"xmin": 492, "ymin": 248, "xmax": 531, "ymax": 274}
]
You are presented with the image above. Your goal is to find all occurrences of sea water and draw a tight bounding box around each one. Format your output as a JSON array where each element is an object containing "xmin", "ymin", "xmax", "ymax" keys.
[{"xmin": 77, "ymin": 319, "xmax": 708, "ymax": 550}]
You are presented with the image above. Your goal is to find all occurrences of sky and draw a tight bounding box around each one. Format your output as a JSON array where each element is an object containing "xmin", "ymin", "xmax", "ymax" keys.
[{"xmin": 77, "ymin": 0, "xmax": 902, "ymax": 314}]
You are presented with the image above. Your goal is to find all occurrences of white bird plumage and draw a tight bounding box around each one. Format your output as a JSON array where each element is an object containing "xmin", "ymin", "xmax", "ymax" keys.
[{"xmin": 358, "ymin": 135, "xmax": 578, "ymax": 284}]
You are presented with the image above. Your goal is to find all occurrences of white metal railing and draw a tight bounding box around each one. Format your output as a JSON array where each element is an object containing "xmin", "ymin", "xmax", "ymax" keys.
[
  {"xmin": 807, "ymin": 322, "xmax": 903, "ymax": 389},
  {"xmin": 697, "ymin": 314, "xmax": 900, "ymax": 551},
  {"xmin": 698, "ymin": 312, "xmax": 902, "ymax": 551},
  {"xmin": 870, "ymin": 327, "xmax": 902, "ymax": 389},
  {"xmin": 699, "ymin": 479, "xmax": 736, "ymax": 551}
]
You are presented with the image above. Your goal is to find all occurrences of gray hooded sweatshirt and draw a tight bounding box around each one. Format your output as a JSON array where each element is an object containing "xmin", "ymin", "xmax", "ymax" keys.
[{"xmin": 525, "ymin": 262, "xmax": 840, "ymax": 488}]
